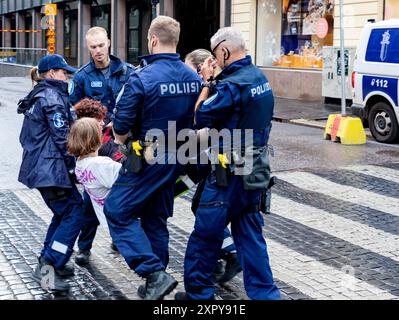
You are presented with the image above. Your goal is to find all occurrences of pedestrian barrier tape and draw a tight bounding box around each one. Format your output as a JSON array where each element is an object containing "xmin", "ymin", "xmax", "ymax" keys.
[
  {"xmin": 324, "ymin": 114, "xmax": 366, "ymax": 145},
  {"xmin": 0, "ymin": 29, "xmax": 42, "ymax": 33}
]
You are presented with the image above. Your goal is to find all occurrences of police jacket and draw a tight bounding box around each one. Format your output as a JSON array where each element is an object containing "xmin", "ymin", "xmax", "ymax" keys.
[
  {"xmin": 113, "ymin": 53, "xmax": 201, "ymax": 146},
  {"xmin": 69, "ymin": 55, "xmax": 134, "ymax": 118},
  {"xmin": 18, "ymin": 79, "xmax": 75, "ymax": 189},
  {"xmin": 195, "ymin": 55, "xmax": 274, "ymax": 147}
]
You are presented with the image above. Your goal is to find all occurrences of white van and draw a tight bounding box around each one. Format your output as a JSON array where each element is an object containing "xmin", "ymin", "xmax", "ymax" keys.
[{"xmin": 351, "ymin": 19, "xmax": 399, "ymax": 143}]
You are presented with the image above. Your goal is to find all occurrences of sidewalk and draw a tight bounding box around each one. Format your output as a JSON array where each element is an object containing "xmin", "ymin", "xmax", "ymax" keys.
[{"xmin": 273, "ymin": 98, "xmax": 373, "ymax": 137}]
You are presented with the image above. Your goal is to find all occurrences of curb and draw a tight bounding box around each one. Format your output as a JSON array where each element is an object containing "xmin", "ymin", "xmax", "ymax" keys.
[{"xmin": 274, "ymin": 118, "xmax": 373, "ymax": 139}]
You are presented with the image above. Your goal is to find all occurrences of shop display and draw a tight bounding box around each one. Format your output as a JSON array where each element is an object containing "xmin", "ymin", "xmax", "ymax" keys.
[{"xmin": 257, "ymin": 0, "xmax": 334, "ymax": 70}]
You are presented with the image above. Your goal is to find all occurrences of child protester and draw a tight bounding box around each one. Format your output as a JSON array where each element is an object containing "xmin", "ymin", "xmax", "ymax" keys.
[
  {"xmin": 72, "ymin": 98, "xmax": 122, "ymax": 264},
  {"xmin": 68, "ymin": 117, "xmax": 122, "ymax": 233}
]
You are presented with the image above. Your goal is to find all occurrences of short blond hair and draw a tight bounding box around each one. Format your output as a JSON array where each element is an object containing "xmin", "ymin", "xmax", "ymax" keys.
[
  {"xmin": 86, "ymin": 26, "xmax": 108, "ymax": 40},
  {"xmin": 148, "ymin": 15, "xmax": 180, "ymax": 46},
  {"xmin": 68, "ymin": 118, "xmax": 102, "ymax": 157}
]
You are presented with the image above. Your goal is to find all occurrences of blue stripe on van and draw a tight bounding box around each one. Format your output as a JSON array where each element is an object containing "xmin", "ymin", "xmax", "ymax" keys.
[{"xmin": 363, "ymin": 75, "xmax": 398, "ymax": 106}]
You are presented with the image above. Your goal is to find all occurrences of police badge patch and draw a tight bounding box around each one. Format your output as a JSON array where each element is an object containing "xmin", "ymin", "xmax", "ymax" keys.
[
  {"xmin": 53, "ymin": 113, "xmax": 65, "ymax": 128},
  {"xmin": 91, "ymin": 81, "xmax": 103, "ymax": 88}
]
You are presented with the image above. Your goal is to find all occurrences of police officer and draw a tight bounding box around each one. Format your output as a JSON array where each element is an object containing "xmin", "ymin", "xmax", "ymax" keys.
[
  {"xmin": 103, "ymin": 16, "xmax": 201, "ymax": 300},
  {"xmin": 69, "ymin": 27, "xmax": 134, "ymax": 264},
  {"xmin": 176, "ymin": 27, "xmax": 281, "ymax": 300},
  {"xmin": 69, "ymin": 26, "xmax": 134, "ymax": 119},
  {"xmin": 185, "ymin": 49, "xmax": 242, "ymax": 284},
  {"xmin": 18, "ymin": 54, "xmax": 85, "ymax": 292}
]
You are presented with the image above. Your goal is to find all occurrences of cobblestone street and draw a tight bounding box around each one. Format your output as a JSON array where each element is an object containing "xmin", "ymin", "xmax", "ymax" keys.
[
  {"xmin": 2, "ymin": 77, "xmax": 399, "ymax": 301},
  {"xmin": 1, "ymin": 162, "xmax": 399, "ymax": 300}
]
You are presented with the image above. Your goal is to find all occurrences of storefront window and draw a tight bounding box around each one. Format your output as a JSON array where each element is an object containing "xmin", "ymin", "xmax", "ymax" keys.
[
  {"xmin": 0, "ymin": 19, "xmax": 3, "ymax": 47},
  {"xmin": 385, "ymin": 0, "xmax": 399, "ymax": 19},
  {"xmin": 64, "ymin": 10, "xmax": 78, "ymax": 67},
  {"xmin": 24, "ymin": 14, "xmax": 33, "ymax": 48},
  {"xmin": 256, "ymin": 0, "xmax": 334, "ymax": 69},
  {"xmin": 127, "ymin": 7, "xmax": 141, "ymax": 63},
  {"xmin": 10, "ymin": 16, "xmax": 16, "ymax": 48},
  {"xmin": 91, "ymin": 4, "xmax": 111, "ymax": 35}
]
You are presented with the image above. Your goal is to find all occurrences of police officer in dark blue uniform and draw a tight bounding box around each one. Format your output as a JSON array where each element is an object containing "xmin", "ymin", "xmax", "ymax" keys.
[
  {"xmin": 103, "ymin": 16, "xmax": 201, "ymax": 300},
  {"xmin": 176, "ymin": 27, "xmax": 281, "ymax": 300},
  {"xmin": 18, "ymin": 54, "xmax": 85, "ymax": 292},
  {"xmin": 69, "ymin": 27, "xmax": 134, "ymax": 264},
  {"xmin": 185, "ymin": 49, "xmax": 242, "ymax": 284},
  {"xmin": 69, "ymin": 27, "xmax": 134, "ymax": 119}
]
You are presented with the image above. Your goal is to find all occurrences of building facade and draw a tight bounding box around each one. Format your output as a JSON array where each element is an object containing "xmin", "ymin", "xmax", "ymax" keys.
[
  {"xmin": 1, "ymin": 0, "xmax": 398, "ymax": 100},
  {"xmin": 230, "ymin": 0, "xmax": 399, "ymax": 100},
  {"xmin": 0, "ymin": 0, "xmax": 230, "ymax": 67}
]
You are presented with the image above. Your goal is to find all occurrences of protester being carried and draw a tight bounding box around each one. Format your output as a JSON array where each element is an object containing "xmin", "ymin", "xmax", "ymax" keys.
[{"xmin": 68, "ymin": 117, "xmax": 122, "ymax": 233}]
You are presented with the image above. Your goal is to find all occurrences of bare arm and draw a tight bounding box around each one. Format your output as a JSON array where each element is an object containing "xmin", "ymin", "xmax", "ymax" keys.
[{"xmin": 195, "ymin": 57, "xmax": 217, "ymax": 113}]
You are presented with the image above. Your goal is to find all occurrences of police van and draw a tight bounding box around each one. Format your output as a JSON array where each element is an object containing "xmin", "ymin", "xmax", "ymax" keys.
[{"xmin": 351, "ymin": 19, "xmax": 399, "ymax": 143}]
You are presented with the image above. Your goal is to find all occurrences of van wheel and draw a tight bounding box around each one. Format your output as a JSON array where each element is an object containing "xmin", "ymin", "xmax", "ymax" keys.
[{"xmin": 368, "ymin": 102, "xmax": 399, "ymax": 143}]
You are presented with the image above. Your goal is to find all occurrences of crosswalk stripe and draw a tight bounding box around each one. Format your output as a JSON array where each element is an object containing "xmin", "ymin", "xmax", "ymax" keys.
[
  {"xmin": 272, "ymin": 194, "xmax": 399, "ymax": 261},
  {"xmin": 266, "ymin": 239, "xmax": 397, "ymax": 300},
  {"xmin": 172, "ymin": 198, "xmax": 397, "ymax": 300},
  {"xmin": 277, "ymin": 171, "xmax": 399, "ymax": 218},
  {"xmin": 345, "ymin": 164, "xmax": 399, "ymax": 185}
]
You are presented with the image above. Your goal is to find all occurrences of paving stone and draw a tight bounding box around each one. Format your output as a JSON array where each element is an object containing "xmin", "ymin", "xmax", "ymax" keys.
[{"xmin": 2, "ymin": 164, "xmax": 399, "ymax": 300}]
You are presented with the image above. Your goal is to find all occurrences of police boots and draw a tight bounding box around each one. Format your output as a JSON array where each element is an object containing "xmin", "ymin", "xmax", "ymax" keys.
[
  {"xmin": 75, "ymin": 249, "xmax": 91, "ymax": 265},
  {"xmin": 143, "ymin": 270, "xmax": 178, "ymax": 300},
  {"xmin": 218, "ymin": 252, "xmax": 242, "ymax": 283},
  {"xmin": 32, "ymin": 257, "xmax": 70, "ymax": 292},
  {"xmin": 212, "ymin": 260, "xmax": 225, "ymax": 283}
]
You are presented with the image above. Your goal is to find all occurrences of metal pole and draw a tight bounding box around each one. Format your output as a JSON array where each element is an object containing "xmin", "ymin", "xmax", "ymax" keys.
[{"xmin": 339, "ymin": 0, "xmax": 346, "ymax": 116}]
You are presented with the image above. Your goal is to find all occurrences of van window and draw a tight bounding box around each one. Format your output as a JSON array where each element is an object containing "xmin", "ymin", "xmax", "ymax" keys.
[{"xmin": 365, "ymin": 28, "xmax": 399, "ymax": 63}]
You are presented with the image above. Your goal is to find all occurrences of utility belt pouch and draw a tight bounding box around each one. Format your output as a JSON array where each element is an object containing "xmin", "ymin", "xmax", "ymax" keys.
[
  {"xmin": 259, "ymin": 188, "xmax": 270, "ymax": 214},
  {"xmin": 215, "ymin": 163, "xmax": 230, "ymax": 187},
  {"xmin": 241, "ymin": 146, "xmax": 271, "ymax": 191},
  {"xmin": 260, "ymin": 176, "xmax": 276, "ymax": 215},
  {"xmin": 213, "ymin": 153, "xmax": 231, "ymax": 187},
  {"xmin": 125, "ymin": 140, "xmax": 144, "ymax": 173}
]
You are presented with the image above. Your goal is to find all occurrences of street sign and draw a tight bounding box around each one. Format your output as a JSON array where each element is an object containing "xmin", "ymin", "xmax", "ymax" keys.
[
  {"xmin": 43, "ymin": 4, "xmax": 57, "ymax": 54},
  {"xmin": 44, "ymin": 4, "xmax": 57, "ymax": 16},
  {"xmin": 316, "ymin": 18, "xmax": 329, "ymax": 39}
]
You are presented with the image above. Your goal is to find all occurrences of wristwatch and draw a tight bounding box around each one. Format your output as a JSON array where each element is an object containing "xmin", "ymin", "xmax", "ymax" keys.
[{"xmin": 201, "ymin": 82, "xmax": 213, "ymax": 90}]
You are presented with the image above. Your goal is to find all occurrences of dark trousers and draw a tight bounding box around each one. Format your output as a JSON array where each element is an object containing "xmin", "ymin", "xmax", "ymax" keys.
[
  {"xmin": 104, "ymin": 161, "xmax": 180, "ymax": 277},
  {"xmin": 184, "ymin": 173, "xmax": 281, "ymax": 300},
  {"xmin": 77, "ymin": 191, "xmax": 99, "ymax": 251},
  {"xmin": 38, "ymin": 184, "xmax": 85, "ymax": 269}
]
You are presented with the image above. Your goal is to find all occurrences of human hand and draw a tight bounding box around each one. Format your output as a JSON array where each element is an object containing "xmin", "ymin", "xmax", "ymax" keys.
[
  {"xmin": 200, "ymin": 57, "xmax": 217, "ymax": 82},
  {"xmin": 106, "ymin": 121, "xmax": 113, "ymax": 129}
]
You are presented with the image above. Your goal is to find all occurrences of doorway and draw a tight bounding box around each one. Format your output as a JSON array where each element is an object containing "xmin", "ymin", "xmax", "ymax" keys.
[{"xmin": 174, "ymin": 0, "xmax": 220, "ymax": 59}]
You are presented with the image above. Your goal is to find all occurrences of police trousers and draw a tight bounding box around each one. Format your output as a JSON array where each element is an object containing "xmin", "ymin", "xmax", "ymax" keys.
[
  {"xmin": 104, "ymin": 162, "xmax": 180, "ymax": 277},
  {"xmin": 184, "ymin": 173, "xmax": 281, "ymax": 300},
  {"xmin": 38, "ymin": 185, "xmax": 85, "ymax": 269},
  {"xmin": 192, "ymin": 178, "xmax": 236, "ymax": 257}
]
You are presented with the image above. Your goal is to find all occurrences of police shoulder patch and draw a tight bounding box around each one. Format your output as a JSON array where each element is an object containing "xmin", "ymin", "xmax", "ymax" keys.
[
  {"xmin": 53, "ymin": 113, "xmax": 65, "ymax": 128},
  {"xmin": 68, "ymin": 81, "xmax": 75, "ymax": 95}
]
